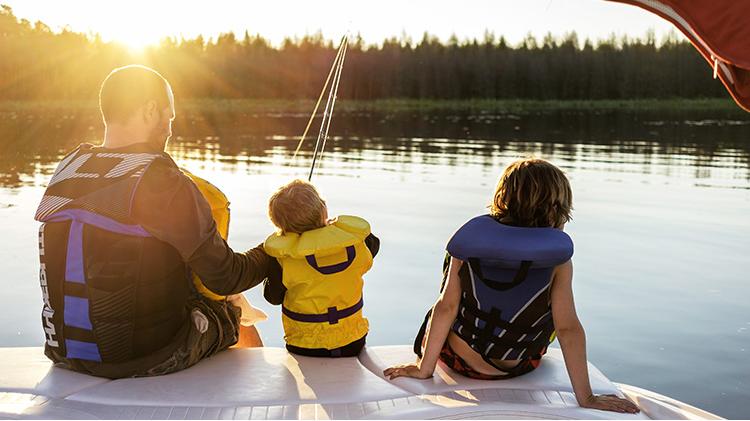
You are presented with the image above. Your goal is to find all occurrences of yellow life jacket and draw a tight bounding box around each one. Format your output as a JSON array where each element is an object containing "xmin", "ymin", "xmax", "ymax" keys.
[
  {"xmin": 264, "ymin": 216, "xmax": 373, "ymax": 350},
  {"xmin": 182, "ymin": 168, "xmax": 230, "ymax": 301}
]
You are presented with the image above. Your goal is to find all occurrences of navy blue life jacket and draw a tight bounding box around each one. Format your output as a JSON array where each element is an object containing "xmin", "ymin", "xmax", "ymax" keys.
[
  {"xmin": 425, "ymin": 215, "xmax": 573, "ymax": 368},
  {"xmin": 447, "ymin": 215, "xmax": 573, "ymax": 363},
  {"xmin": 35, "ymin": 144, "xmax": 189, "ymax": 365}
]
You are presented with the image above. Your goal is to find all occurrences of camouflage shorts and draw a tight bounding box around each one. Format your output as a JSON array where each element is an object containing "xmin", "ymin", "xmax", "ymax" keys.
[{"xmin": 142, "ymin": 296, "xmax": 241, "ymax": 377}]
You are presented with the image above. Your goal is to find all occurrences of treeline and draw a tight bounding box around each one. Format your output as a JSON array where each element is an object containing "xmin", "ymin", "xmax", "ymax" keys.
[{"xmin": 0, "ymin": 5, "xmax": 727, "ymax": 102}]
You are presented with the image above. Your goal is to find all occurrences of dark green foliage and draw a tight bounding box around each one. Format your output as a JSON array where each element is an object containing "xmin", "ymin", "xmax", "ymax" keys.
[{"xmin": 0, "ymin": 5, "xmax": 728, "ymax": 102}]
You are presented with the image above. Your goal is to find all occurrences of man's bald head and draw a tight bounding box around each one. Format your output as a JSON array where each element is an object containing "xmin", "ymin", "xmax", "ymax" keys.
[{"xmin": 99, "ymin": 64, "xmax": 173, "ymax": 125}]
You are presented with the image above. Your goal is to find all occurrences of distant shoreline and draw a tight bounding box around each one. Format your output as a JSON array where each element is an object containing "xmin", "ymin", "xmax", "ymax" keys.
[{"xmin": 1, "ymin": 98, "xmax": 745, "ymax": 115}]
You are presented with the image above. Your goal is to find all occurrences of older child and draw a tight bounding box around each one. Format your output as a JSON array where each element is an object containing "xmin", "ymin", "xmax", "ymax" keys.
[
  {"xmin": 263, "ymin": 179, "xmax": 379, "ymax": 357},
  {"xmin": 384, "ymin": 158, "xmax": 638, "ymax": 414}
]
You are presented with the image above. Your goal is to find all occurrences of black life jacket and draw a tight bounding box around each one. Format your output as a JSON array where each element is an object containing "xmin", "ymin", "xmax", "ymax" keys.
[
  {"xmin": 415, "ymin": 215, "xmax": 573, "ymax": 370},
  {"xmin": 35, "ymin": 144, "xmax": 190, "ymax": 364}
]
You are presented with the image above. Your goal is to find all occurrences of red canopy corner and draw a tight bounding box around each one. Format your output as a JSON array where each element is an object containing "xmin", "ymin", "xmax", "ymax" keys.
[{"xmin": 607, "ymin": 0, "xmax": 750, "ymax": 112}]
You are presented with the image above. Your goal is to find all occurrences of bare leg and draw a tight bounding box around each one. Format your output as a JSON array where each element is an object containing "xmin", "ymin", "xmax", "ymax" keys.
[{"xmin": 233, "ymin": 324, "xmax": 264, "ymax": 348}]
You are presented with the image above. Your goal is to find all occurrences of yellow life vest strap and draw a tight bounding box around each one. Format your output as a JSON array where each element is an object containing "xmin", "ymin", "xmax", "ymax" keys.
[{"xmin": 282, "ymin": 296, "xmax": 363, "ymax": 324}]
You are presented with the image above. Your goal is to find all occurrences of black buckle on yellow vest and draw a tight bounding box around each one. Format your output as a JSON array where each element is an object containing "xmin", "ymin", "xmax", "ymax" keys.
[{"xmin": 327, "ymin": 306, "xmax": 340, "ymax": 324}]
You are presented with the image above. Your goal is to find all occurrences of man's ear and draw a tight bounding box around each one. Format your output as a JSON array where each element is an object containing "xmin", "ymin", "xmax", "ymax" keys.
[{"xmin": 142, "ymin": 100, "xmax": 158, "ymax": 123}]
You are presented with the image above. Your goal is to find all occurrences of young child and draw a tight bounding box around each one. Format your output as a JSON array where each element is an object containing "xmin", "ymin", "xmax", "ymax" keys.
[
  {"xmin": 263, "ymin": 179, "xmax": 379, "ymax": 357},
  {"xmin": 384, "ymin": 158, "xmax": 639, "ymax": 414}
]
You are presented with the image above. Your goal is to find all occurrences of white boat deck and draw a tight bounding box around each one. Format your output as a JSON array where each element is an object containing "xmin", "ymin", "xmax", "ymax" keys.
[{"xmin": 0, "ymin": 346, "xmax": 720, "ymax": 420}]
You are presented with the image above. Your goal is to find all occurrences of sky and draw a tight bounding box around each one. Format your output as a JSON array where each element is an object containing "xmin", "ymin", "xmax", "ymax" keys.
[{"xmin": 2, "ymin": 0, "xmax": 684, "ymax": 49}]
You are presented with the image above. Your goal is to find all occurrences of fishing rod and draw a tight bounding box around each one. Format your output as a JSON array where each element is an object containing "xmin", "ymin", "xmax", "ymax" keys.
[
  {"xmin": 290, "ymin": 34, "xmax": 347, "ymax": 162},
  {"xmin": 288, "ymin": 33, "xmax": 349, "ymax": 181},
  {"xmin": 308, "ymin": 35, "xmax": 348, "ymax": 181}
]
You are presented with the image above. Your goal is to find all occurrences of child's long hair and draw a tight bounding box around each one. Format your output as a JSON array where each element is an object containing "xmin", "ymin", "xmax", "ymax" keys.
[
  {"xmin": 490, "ymin": 158, "xmax": 572, "ymax": 228},
  {"xmin": 268, "ymin": 179, "xmax": 327, "ymax": 234}
]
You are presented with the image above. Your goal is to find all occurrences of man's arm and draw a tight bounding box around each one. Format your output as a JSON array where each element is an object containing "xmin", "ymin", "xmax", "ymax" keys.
[
  {"xmin": 188, "ymin": 236, "xmax": 280, "ymax": 296},
  {"xmin": 131, "ymin": 159, "xmax": 279, "ymax": 295}
]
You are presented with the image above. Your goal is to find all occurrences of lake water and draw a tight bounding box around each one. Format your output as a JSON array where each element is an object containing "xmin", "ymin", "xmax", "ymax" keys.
[{"xmin": 1, "ymin": 106, "xmax": 748, "ymax": 418}]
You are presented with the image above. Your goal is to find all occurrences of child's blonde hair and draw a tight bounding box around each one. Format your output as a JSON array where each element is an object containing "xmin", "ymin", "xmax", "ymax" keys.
[
  {"xmin": 268, "ymin": 179, "xmax": 327, "ymax": 234},
  {"xmin": 490, "ymin": 158, "xmax": 572, "ymax": 228}
]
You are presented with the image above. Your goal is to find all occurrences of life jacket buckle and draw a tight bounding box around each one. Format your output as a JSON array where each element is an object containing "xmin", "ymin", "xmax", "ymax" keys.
[{"xmin": 327, "ymin": 306, "xmax": 340, "ymax": 324}]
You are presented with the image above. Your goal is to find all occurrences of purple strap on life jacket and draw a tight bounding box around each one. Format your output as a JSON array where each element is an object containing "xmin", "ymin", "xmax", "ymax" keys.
[
  {"xmin": 43, "ymin": 209, "xmax": 151, "ymax": 237},
  {"xmin": 282, "ymin": 297, "xmax": 364, "ymax": 325},
  {"xmin": 43, "ymin": 209, "xmax": 152, "ymax": 363},
  {"xmin": 65, "ymin": 339, "xmax": 101, "ymax": 362},
  {"xmin": 63, "ymin": 296, "xmax": 93, "ymax": 330},
  {"xmin": 305, "ymin": 246, "xmax": 356, "ymax": 275},
  {"xmin": 65, "ymin": 220, "xmax": 85, "ymax": 284},
  {"xmin": 46, "ymin": 209, "xmax": 151, "ymax": 286}
]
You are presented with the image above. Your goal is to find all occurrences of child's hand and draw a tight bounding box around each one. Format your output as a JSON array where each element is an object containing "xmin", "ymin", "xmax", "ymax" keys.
[
  {"xmin": 578, "ymin": 394, "xmax": 640, "ymax": 414},
  {"xmin": 383, "ymin": 362, "xmax": 432, "ymax": 380}
]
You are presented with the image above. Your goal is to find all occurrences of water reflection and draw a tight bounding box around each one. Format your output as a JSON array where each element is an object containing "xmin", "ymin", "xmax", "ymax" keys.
[
  {"xmin": 1, "ymin": 108, "xmax": 749, "ymax": 190},
  {"xmin": 2, "ymin": 107, "xmax": 750, "ymax": 418}
]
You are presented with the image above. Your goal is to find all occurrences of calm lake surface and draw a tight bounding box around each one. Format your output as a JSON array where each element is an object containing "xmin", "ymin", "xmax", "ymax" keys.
[{"xmin": 1, "ymin": 106, "xmax": 748, "ymax": 418}]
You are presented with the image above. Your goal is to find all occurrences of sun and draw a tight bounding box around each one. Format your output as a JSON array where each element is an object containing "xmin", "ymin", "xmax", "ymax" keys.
[
  {"xmin": 99, "ymin": 7, "xmax": 167, "ymax": 52},
  {"xmin": 109, "ymin": 27, "xmax": 162, "ymax": 52}
]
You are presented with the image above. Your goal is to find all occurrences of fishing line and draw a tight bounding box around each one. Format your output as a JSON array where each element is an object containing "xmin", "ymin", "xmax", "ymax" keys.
[{"xmin": 310, "ymin": 35, "xmax": 348, "ymax": 180}]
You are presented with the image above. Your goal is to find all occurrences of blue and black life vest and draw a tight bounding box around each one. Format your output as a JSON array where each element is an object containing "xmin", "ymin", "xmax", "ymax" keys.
[
  {"xmin": 35, "ymin": 144, "xmax": 190, "ymax": 365},
  {"xmin": 415, "ymin": 215, "xmax": 573, "ymax": 369}
]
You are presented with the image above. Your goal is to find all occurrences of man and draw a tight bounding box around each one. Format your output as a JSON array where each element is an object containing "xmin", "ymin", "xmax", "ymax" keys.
[{"xmin": 35, "ymin": 64, "xmax": 278, "ymax": 378}]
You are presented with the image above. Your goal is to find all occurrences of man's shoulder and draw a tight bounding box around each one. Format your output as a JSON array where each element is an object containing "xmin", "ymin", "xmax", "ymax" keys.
[
  {"xmin": 138, "ymin": 157, "xmax": 193, "ymax": 196},
  {"xmin": 53, "ymin": 143, "xmax": 94, "ymax": 166},
  {"xmin": 57, "ymin": 142, "xmax": 174, "ymax": 165}
]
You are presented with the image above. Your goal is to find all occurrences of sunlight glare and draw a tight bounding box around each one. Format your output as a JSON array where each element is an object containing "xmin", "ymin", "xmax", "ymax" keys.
[
  {"xmin": 108, "ymin": 25, "xmax": 162, "ymax": 52},
  {"xmin": 88, "ymin": 3, "xmax": 166, "ymax": 51},
  {"xmin": 3, "ymin": 0, "xmax": 682, "ymax": 50},
  {"xmin": 113, "ymin": 33, "xmax": 160, "ymax": 52}
]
